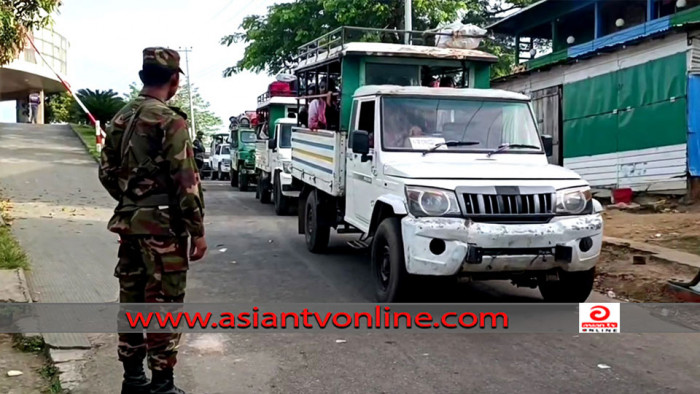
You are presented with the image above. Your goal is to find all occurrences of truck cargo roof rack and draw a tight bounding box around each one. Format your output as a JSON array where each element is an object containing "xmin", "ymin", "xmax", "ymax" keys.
[{"xmin": 295, "ymin": 26, "xmax": 480, "ymax": 64}]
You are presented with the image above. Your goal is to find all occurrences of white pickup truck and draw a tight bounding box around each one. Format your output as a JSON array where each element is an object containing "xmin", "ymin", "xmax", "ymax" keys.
[
  {"xmin": 292, "ymin": 86, "xmax": 604, "ymax": 302},
  {"xmin": 256, "ymin": 118, "xmax": 300, "ymax": 214}
]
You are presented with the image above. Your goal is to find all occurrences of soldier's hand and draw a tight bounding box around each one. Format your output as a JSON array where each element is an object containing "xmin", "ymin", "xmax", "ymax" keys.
[{"xmin": 190, "ymin": 236, "xmax": 208, "ymax": 261}]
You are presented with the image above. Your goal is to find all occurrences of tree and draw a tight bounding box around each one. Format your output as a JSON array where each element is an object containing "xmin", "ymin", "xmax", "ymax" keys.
[
  {"xmin": 125, "ymin": 82, "xmax": 223, "ymax": 134},
  {"xmin": 221, "ymin": 0, "xmax": 538, "ymax": 78},
  {"xmin": 44, "ymin": 92, "xmax": 74, "ymax": 124},
  {"xmin": 0, "ymin": 0, "xmax": 62, "ymax": 66},
  {"xmin": 73, "ymin": 89, "xmax": 124, "ymax": 126}
]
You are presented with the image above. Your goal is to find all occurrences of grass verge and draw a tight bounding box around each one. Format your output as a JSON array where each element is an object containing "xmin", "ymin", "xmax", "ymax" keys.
[
  {"xmin": 0, "ymin": 200, "xmax": 29, "ymax": 270},
  {"xmin": 70, "ymin": 124, "xmax": 100, "ymax": 161}
]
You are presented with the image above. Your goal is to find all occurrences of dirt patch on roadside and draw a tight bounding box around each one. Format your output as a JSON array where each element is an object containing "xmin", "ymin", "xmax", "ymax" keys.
[
  {"xmin": 604, "ymin": 210, "xmax": 700, "ymax": 256},
  {"xmin": 0, "ymin": 335, "xmax": 56, "ymax": 393},
  {"xmin": 595, "ymin": 244, "xmax": 699, "ymax": 302}
]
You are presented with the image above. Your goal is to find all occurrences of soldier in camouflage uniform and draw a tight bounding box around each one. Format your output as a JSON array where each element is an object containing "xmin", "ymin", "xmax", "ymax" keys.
[{"xmin": 99, "ymin": 47, "xmax": 207, "ymax": 394}]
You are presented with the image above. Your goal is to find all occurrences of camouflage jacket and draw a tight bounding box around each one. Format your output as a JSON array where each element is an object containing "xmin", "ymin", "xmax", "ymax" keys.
[{"xmin": 99, "ymin": 95, "xmax": 205, "ymax": 238}]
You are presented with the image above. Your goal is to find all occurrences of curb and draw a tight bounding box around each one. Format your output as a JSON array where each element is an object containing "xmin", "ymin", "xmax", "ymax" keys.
[
  {"xmin": 0, "ymin": 268, "xmax": 31, "ymax": 303},
  {"xmin": 603, "ymin": 236, "xmax": 700, "ymax": 269},
  {"xmin": 16, "ymin": 268, "xmax": 32, "ymax": 303}
]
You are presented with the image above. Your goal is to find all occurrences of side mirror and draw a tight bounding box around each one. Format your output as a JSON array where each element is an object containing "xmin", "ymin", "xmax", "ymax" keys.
[
  {"xmin": 352, "ymin": 130, "xmax": 370, "ymax": 155},
  {"xmin": 268, "ymin": 138, "xmax": 276, "ymax": 150},
  {"xmin": 541, "ymin": 135, "xmax": 553, "ymax": 157}
]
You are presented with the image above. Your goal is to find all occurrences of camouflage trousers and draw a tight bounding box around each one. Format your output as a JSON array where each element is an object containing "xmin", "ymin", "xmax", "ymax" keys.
[{"xmin": 116, "ymin": 235, "xmax": 189, "ymax": 372}]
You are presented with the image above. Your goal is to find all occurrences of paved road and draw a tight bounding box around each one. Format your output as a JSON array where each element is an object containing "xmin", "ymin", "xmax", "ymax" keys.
[
  {"xmin": 0, "ymin": 123, "xmax": 117, "ymax": 348},
  {"xmin": 1, "ymin": 124, "xmax": 698, "ymax": 393},
  {"xmin": 78, "ymin": 181, "xmax": 700, "ymax": 393}
]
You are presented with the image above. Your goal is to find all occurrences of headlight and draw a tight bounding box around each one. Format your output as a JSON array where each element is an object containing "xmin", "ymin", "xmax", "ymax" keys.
[
  {"xmin": 406, "ymin": 186, "xmax": 461, "ymax": 217},
  {"xmin": 556, "ymin": 187, "xmax": 592, "ymax": 214},
  {"xmin": 282, "ymin": 161, "xmax": 292, "ymax": 174}
]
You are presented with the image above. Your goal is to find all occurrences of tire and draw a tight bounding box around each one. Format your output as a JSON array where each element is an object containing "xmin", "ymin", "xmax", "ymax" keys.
[
  {"xmin": 304, "ymin": 191, "xmax": 330, "ymax": 253},
  {"xmin": 260, "ymin": 174, "xmax": 272, "ymax": 204},
  {"xmin": 230, "ymin": 168, "xmax": 238, "ymax": 186},
  {"xmin": 238, "ymin": 167, "xmax": 248, "ymax": 192},
  {"xmin": 371, "ymin": 217, "xmax": 410, "ymax": 303},
  {"xmin": 539, "ymin": 268, "xmax": 595, "ymax": 303},
  {"xmin": 211, "ymin": 165, "xmax": 219, "ymax": 181},
  {"xmin": 255, "ymin": 179, "xmax": 261, "ymax": 200},
  {"xmin": 273, "ymin": 172, "xmax": 289, "ymax": 215}
]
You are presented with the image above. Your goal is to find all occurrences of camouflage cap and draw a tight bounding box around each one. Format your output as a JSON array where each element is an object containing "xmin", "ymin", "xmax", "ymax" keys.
[{"xmin": 142, "ymin": 47, "xmax": 184, "ymax": 74}]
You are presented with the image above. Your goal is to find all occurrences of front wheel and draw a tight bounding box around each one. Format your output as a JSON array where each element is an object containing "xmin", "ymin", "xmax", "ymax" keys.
[
  {"xmin": 539, "ymin": 268, "xmax": 595, "ymax": 303},
  {"xmin": 230, "ymin": 168, "xmax": 238, "ymax": 187},
  {"xmin": 274, "ymin": 172, "xmax": 289, "ymax": 215},
  {"xmin": 212, "ymin": 165, "xmax": 219, "ymax": 180},
  {"xmin": 371, "ymin": 217, "xmax": 410, "ymax": 302},
  {"xmin": 238, "ymin": 168, "xmax": 248, "ymax": 192},
  {"xmin": 260, "ymin": 174, "xmax": 272, "ymax": 204},
  {"xmin": 304, "ymin": 191, "xmax": 330, "ymax": 253}
]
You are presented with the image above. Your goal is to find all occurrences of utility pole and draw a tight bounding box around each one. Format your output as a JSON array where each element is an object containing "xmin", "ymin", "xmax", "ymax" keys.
[
  {"xmin": 404, "ymin": 0, "xmax": 412, "ymax": 44},
  {"xmin": 178, "ymin": 47, "xmax": 196, "ymax": 139}
]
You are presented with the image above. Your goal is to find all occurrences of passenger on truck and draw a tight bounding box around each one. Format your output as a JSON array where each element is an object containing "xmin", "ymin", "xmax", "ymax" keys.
[{"xmin": 308, "ymin": 81, "xmax": 327, "ymax": 130}]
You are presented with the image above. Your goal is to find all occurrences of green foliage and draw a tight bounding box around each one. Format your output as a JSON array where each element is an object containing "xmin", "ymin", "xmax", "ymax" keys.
[
  {"xmin": 12, "ymin": 335, "xmax": 44, "ymax": 353},
  {"xmin": 0, "ymin": 0, "xmax": 61, "ymax": 66},
  {"xmin": 44, "ymin": 92, "xmax": 74, "ymax": 124},
  {"xmin": 0, "ymin": 201, "xmax": 29, "ymax": 270},
  {"xmin": 125, "ymin": 82, "xmax": 223, "ymax": 134},
  {"xmin": 74, "ymin": 89, "xmax": 125, "ymax": 127},
  {"xmin": 222, "ymin": 0, "xmax": 538, "ymax": 78},
  {"xmin": 222, "ymin": 0, "xmax": 469, "ymax": 76}
]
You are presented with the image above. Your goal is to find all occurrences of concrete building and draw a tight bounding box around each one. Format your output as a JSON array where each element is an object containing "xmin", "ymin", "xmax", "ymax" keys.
[
  {"xmin": 0, "ymin": 28, "xmax": 69, "ymax": 124},
  {"xmin": 490, "ymin": 0, "xmax": 700, "ymax": 196}
]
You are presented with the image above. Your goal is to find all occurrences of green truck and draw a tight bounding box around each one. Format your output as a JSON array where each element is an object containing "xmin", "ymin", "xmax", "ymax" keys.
[{"xmin": 229, "ymin": 114, "xmax": 258, "ymax": 191}]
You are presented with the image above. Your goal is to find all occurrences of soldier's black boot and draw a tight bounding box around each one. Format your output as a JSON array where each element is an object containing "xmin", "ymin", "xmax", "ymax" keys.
[
  {"xmin": 121, "ymin": 360, "xmax": 150, "ymax": 394},
  {"xmin": 150, "ymin": 369, "xmax": 185, "ymax": 394}
]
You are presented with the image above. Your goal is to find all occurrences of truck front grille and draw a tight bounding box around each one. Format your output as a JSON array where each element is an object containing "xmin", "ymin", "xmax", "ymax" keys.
[{"xmin": 457, "ymin": 187, "xmax": 556, "ymax": 223}]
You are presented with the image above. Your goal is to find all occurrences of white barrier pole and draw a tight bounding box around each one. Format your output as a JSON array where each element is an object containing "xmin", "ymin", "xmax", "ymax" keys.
[{"xmin": 95, "ymin": 120, "xmax": 102, "ymax": 153}]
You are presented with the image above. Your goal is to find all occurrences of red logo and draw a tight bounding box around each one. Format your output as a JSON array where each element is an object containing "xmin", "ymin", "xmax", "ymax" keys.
[{"xmin": 589, "ymin": 306, "xmax": 610, "ymax": 322}]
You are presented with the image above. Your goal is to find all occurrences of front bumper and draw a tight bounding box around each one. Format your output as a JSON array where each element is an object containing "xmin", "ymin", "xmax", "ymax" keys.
[
  {"xmin": 401, "ymin": 215, "xmax": 603, "ymax": 276},
  {"xmin": 279, "ymin": 172, "xmax": 300, "ymax": 197},
  {"xmin": 221, "ymin": 163, "xmax": 231, "ymax": 172}
]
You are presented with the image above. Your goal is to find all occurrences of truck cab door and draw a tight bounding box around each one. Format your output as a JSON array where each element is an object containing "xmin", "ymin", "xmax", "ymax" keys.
[
  {"xmin": 345, "ymin": 98, "xmax": 378, "ymax": 232},
  {"xmin": 270, "ymin": 124, "xmax": 280, "ymax": 169},
  {"xmin": 214, "ymin": 145, "xmax": 221, "ymax": 168},
  {"xmin": 231, "ymin": 130, "xmax": 239, "ymax": 169}
]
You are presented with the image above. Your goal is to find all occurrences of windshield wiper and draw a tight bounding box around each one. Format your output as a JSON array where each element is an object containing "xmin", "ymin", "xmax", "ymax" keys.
[
  {"xmin": 486, "ymin": 144, "xmax": 541, "ymax": 158},
  {"xmin": 422, "ymin": 141, "xmax": 480, "ymax": 156}
]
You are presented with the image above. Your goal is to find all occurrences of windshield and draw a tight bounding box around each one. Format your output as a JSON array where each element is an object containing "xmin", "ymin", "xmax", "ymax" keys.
[
  {"xmin": 241, "ymin": 131, "xmax": 257, "ymax": 143},
  {"xmin": 381, "ymin": 98, "xmax": 542, "ymax": 152},
  {"xmin": 279, "ymin": 125, "xmax": 293, "ymax": 148},
  {"xmin": 221, "ymin": 146, "xmax": 231, "ymax": 155}
]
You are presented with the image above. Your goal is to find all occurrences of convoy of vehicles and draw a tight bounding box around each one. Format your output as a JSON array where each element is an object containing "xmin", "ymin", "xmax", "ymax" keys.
[
  {"xmin": 254, "ymin": 90, "xmax": 300, "ymax": 214},
  {"xmin": 216, "ymin": 26, "xmax": 603, "ymax": 303}
]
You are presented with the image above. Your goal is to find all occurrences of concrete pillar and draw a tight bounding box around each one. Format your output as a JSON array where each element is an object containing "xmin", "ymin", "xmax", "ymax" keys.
[
  {"xmin": 16, "ymin": 99, "xmax": 30, "ymax": 123},
  {"xmin": 38, "ymin": 90, "xmax": 45, "ymax": 124}
]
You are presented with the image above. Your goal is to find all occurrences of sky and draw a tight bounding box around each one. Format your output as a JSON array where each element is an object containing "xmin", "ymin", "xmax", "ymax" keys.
[{"xmin": 1, "ymin": 0, "xmax": 289, "ymax": 129}]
